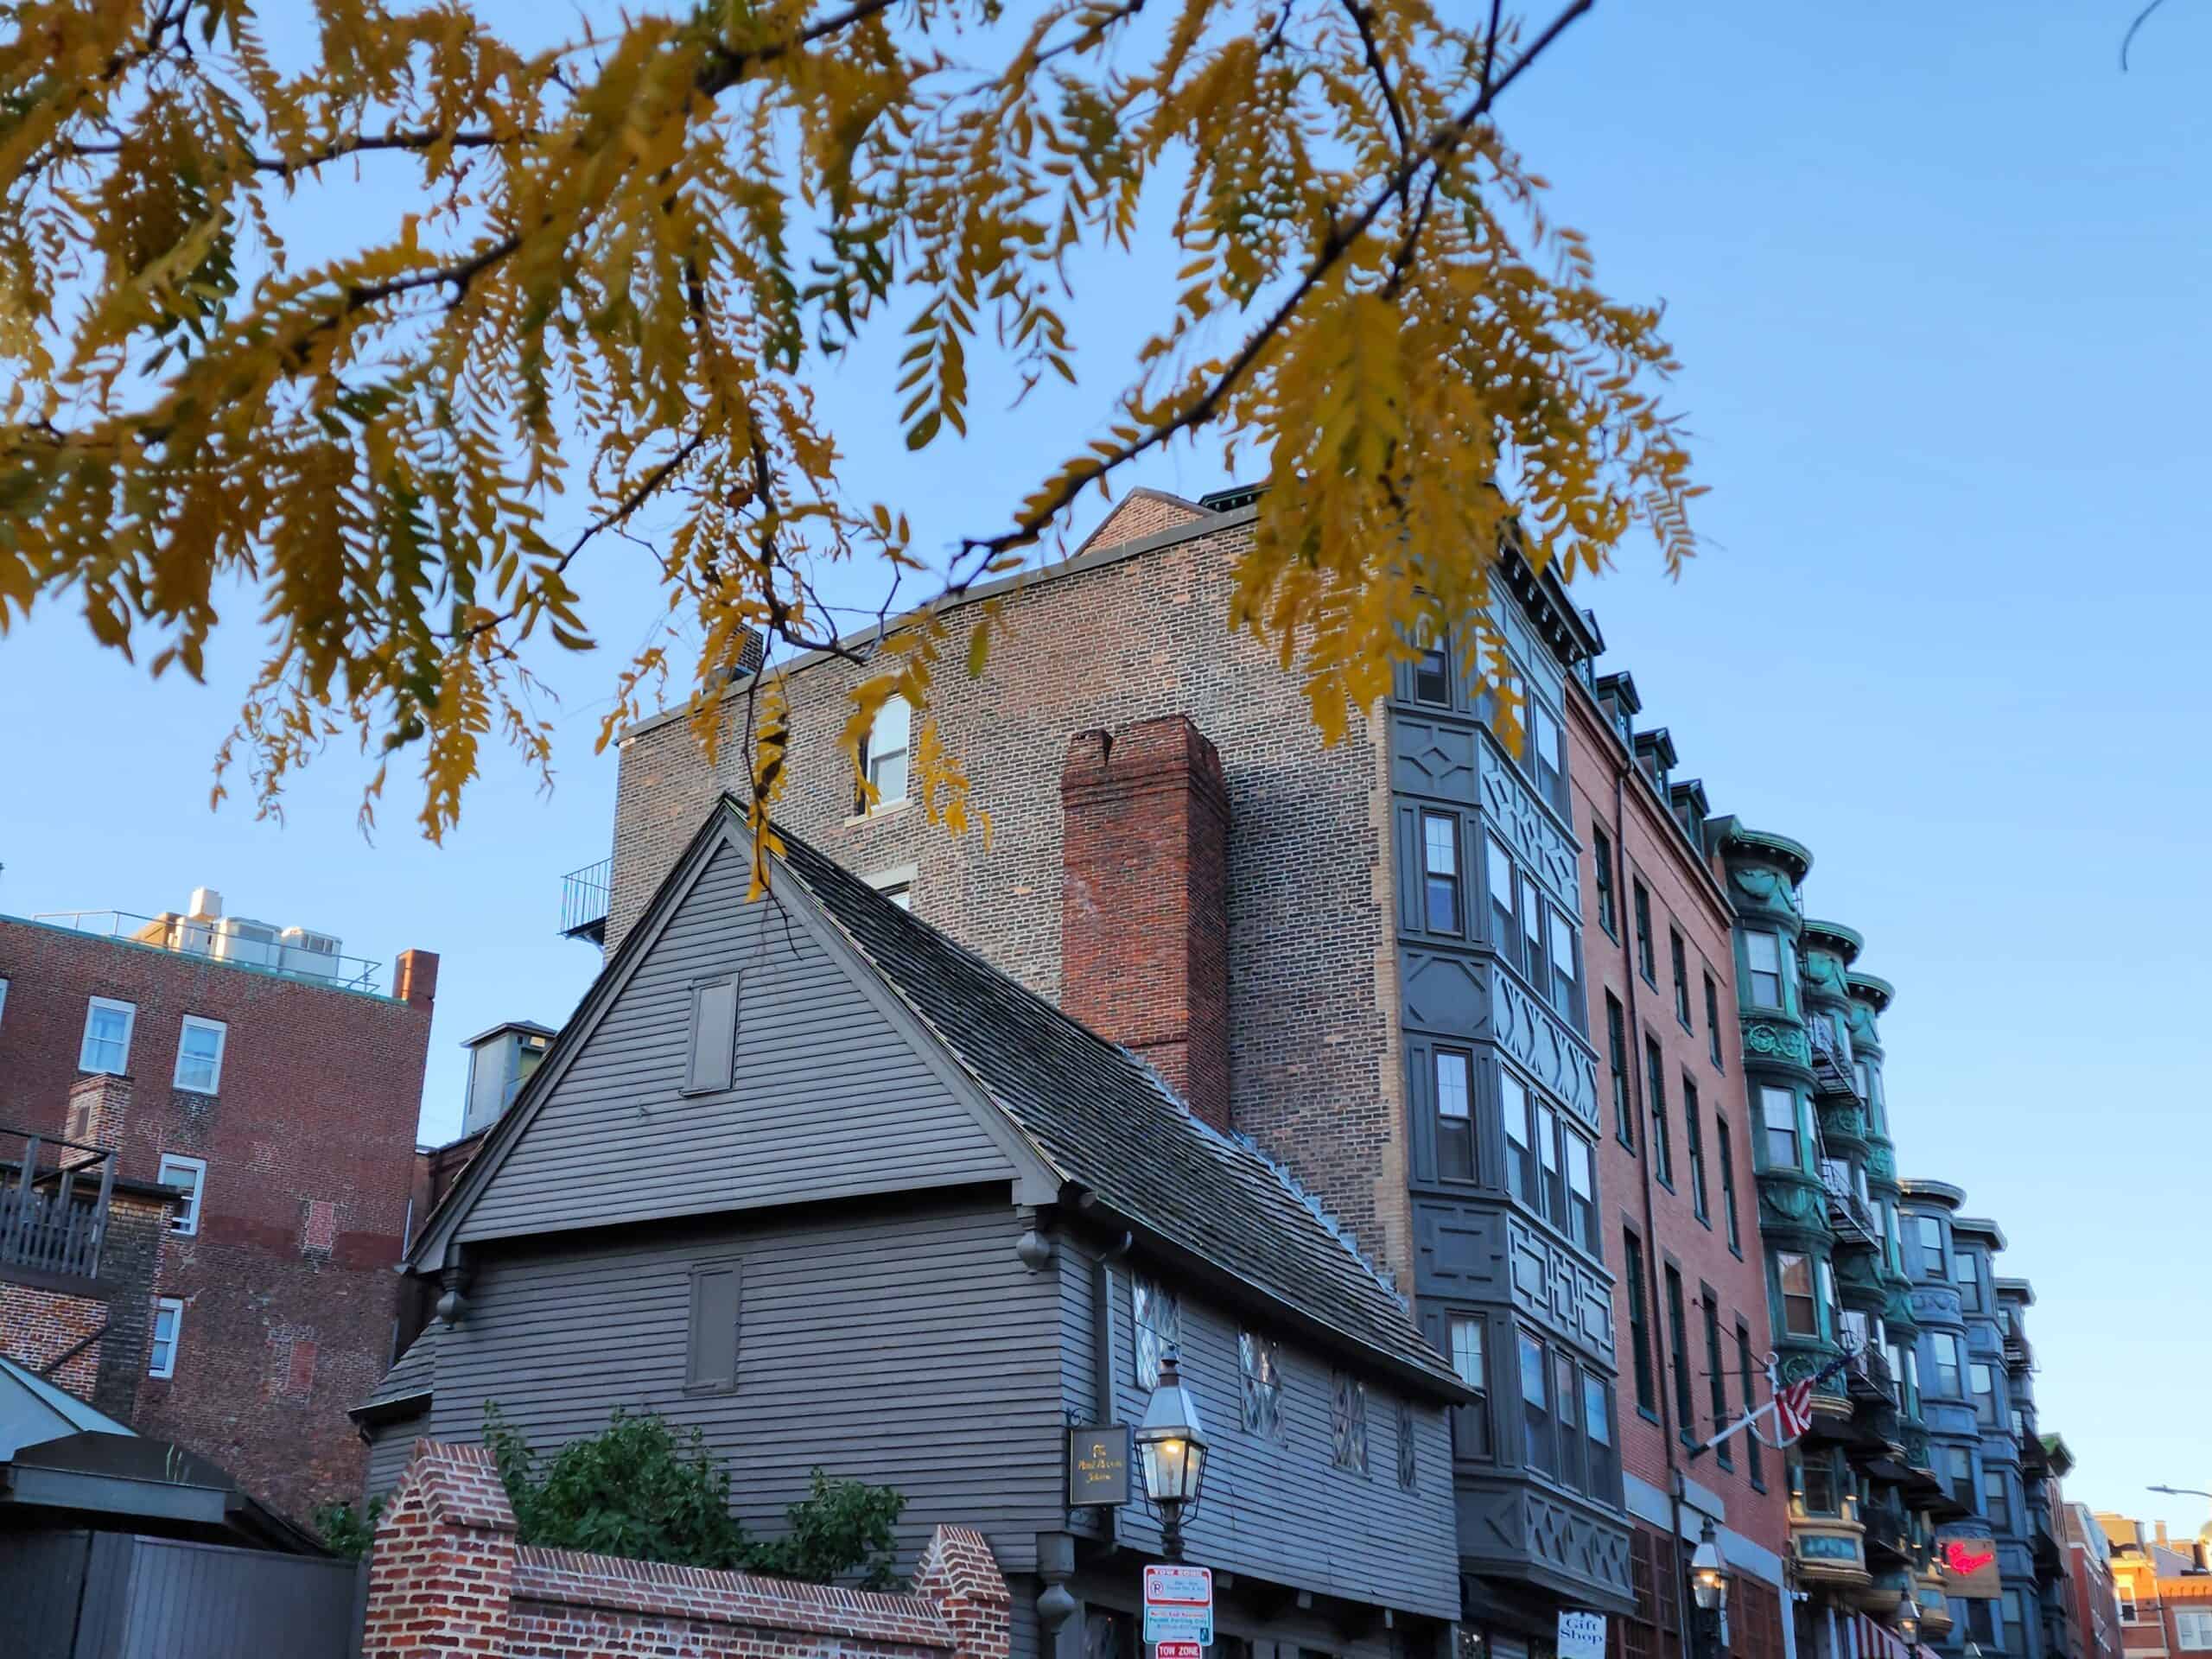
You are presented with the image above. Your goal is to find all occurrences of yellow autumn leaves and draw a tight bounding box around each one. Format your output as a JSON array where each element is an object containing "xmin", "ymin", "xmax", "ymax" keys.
[{"xmin": 0, "ymin": 0, "xmax": 1695, "ymax": 841}]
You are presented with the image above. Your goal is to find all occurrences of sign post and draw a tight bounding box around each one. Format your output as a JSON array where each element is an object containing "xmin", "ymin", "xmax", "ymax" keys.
[{"xmin": 1144, "ymin": 1565, "xmax": 1215, "ymax": 1650}]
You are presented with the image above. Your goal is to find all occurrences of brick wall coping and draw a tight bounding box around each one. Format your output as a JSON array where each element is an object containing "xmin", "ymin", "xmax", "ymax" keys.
[
  {"xmin": 619, "ymin": 501, "xmax": 1262, "ymax": 742},
  {"xmin": 512, "ymin": 1548, "xmax": 955, "ymax": 1643}
]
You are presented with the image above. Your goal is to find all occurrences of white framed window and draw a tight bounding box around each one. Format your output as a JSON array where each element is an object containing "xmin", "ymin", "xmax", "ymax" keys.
[
  {"xmin": 149, "ymin": 1297, "xmax": 184, "ymax": 1378},
  {"xmin": 173, "ymin": 1015, "xmax": 228, "ymax": 1093},
  {"xmin": 2177, "ymin": 1610, "xmax": 2212, "ymax": 1650},
  {"xmin": 865, "ymin": 864, "xmax": 918, "ymax": 912},
  {"xmin": 861, "ymin": 695, "xmax": 912, "ymax": 810},
  {"xmin": 79, "ymin": 996, "xmax": 136, "ymax": 1074},
  {"xmin": 156, "ymin": 1154, "xmax": 208, "ymax": 1236},
  {"xmin": 2119, "ymin": 1590, "xmax": 2139, "ymax": 1625}
]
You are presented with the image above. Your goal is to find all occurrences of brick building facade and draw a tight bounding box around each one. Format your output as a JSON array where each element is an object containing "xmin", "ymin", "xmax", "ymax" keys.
[
  {"xmin": 1567, "ymin": 665, "xmax": 1790, "ymax": 1659},
  {"xmin": 0, "ymin": 906, "xmax": 438, "ymax": 1521}
]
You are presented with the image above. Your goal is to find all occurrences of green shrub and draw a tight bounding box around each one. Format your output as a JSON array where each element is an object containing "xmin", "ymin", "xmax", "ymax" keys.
[
  {"xmin": 482, "ymin": 1404, "xmax": 905, "ymax": 1585},
  {"xmin": 311, "ymin": 1497, "xmax": 382, "ymax": 1560}
]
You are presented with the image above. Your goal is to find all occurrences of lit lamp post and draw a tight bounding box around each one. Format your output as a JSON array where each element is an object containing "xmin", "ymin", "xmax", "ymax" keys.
[
  {"xmin": 1897, "ymin": 1591, "xmax": 1923, "ymax": 1659},
  {"xmin": 1136, "ymin": 1351, "xmax": 1211, "ymax": 1563},
  {"xmin": 1690, "ymin": 1520, "xmax": 1730, "ymax": 1659}
]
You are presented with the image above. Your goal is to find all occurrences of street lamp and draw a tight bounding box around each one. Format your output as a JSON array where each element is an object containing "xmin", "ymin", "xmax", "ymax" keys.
[
  {"xmin": 1136, "ymin": 1350, "xmax": 1211, "ymax": 1562},
  {"xmin": 1689, "ymin": 1519, "xmax": 1729, "ymax": 1659},
  {"xmin": 1897, "ymin": 1592, "xmax": 1923, "ymax": 1648}
]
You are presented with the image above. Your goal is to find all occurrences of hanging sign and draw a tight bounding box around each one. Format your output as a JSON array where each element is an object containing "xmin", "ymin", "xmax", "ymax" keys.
[
  {"xmin": 1067, "ymin": 1425, "xmax": 1133, "ymax": 1507},
  {"xmin": 1557, "ymin": 1611, "xmax": 1607, "ymax": 1659},
  {"xmin": 1938, "ymin": 1535, "xmax": 2003, "ymax": 1599}
]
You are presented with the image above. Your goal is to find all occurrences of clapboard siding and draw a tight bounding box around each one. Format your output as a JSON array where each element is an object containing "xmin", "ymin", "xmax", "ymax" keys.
[
  {"xmin": 364, "ymin": 1410, "xmax": 426, "ymax": 1501},
  {"xmin": 461, "ymin": 841, "xmax": 1013, "ymax": 1241},
  {"xmin": 421, "ymin": 1197, "xmax": 1064, "ymax": 1574},
  {"xmin": 1057, "ymin": 1232, "xmax": 1460, "ymax": 1619}
]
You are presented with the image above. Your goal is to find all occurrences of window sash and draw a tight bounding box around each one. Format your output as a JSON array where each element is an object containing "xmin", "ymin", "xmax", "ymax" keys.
[
  {"xmin": 1684, "ymin": 1081, "xmax": 1708, "ymax": 1219},
  {"xmin": 1414, "ymin": 644, "xmax": 1451, "ymax": 706},
  {"xmin": 1502, "ymin": 1073, "xmax": 1533, "ymax": 1204},
  {"xmin": 156, "ymin": 1155, "xmax": 207, "ymax": 1236},
  {"xmin": 80, "ymin": 998, "xmax": 135, "ymax": 1075},
  {"xmin": 1132, "ymin": 1276, "xmax": 1179, "ymax": 1389},
  {"xmin": 865, "ymin": 696, "xmax": 912, "ymax": 804},
  {"xmin": 1423, "ymin": 814, "xmax": 1462, "ymax": 932},
  {"xmin": 1448, "ymin": 1314, "xmax": 1491, "ymax": 1459},
  {"xmin": 1624, "ymin": 1232, "xmax": 1656, "ymax": 1414},
  {"xmin": 1519, "ymin": 1334, "xmax": 1553, "ymax": 1475},
  {"xmin": 1434, "ymin": 1049, "xmax": 1475, "ymax": 1182},
  {"xmin": 1664, "ymin": 1268, "xmax": 1694, "ymax": 1433},
  {"xmin": 1670, "ymin": 932, "xmax": 1691, "ymax": 1024},
  {"xmin": 1240, "ymin": 1331, "xmax": 1284, "ymax": 1439},
  {"xmin": 149, "ymin": 1299, "xmax": 182, "ymax": 1378},
  {"xmin": 1705, "ymin": 976, "xmax": 1724, "ymax": 1065},
  {"xmin": 1717, "ymin": 1119, "xmax": 1741, "ymax": 1250},
  {"xmin": 1633, "ymin": 884, "xmax": 1655, "ymax": 979},
  {"xmin": 1593, "ymin": 830, "xmax": 1618, "ymax": 933},
  {"xmin": 175, "ymin": 1016, "xmax": 227, "ymax": 1093},
  {"xmin": 1606, "ymin": 995, "xmax": 1633, "ymax": 1148},
  {"xmin": 1645, "ymin": 1040, "xmax": 1673, "ymax": 1185},
  {"xmin": 1778, "ymin": 1252, "xmax": 1819, "ymax": 1336},
  {"xmin": 1760, "ymin": 1086, "xmax": 1800, "ymax": 1170}
]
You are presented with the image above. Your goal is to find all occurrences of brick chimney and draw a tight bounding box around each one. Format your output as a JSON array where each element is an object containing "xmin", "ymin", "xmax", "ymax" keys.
[
  {"xmin": 64, "ymin": 1073, "xmax": 131, "ymax": 1156},
  {"xmin": 393, "ymin": 949, "xmax": 440, "ymax": 1011},
  {"xmin": 1060, "ymin": 716, "xmax": 1231, "ymax": 1130}
]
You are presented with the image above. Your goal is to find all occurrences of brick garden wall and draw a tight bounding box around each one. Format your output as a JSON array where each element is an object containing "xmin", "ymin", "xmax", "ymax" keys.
[
  {"xmin": 363, "ymin": 1439, "xmax": 1011, "ymax": 1659},
  {"xmin": 607, "ymin": 503, "xmax": 1413, "ymax": 1276},
  {"xmin": 0, "ymin": 917, "xmax": 439, "ymax": 1521}
]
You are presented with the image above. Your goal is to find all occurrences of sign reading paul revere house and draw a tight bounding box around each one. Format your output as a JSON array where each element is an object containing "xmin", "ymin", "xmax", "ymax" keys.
[{"xmin": 1068, "ymin": 1424, "xmax": 1133, "ymax": 1506}]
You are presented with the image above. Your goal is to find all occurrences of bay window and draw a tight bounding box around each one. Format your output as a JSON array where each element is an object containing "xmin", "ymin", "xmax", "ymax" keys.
[
  {"xmin": 1435, "ymin": 1049, "xmax": 1475, "ymax": 1181},
  {"xmin": 1761, "ymin": 1085, "xmax": 1801, "ymax": 1171},
  {"xmin": 1745, "ymin": 931, "xmax": 1786, "ymax": 1007}
]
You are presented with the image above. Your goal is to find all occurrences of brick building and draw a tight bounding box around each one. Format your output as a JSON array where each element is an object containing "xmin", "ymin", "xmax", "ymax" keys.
[
  {"xmin": 1567, "ymin": 664, "xmax": 1791, "ymax": 1659},
  {"xmin": 2065, "ymin": 1505, "xmax": 2124, "ymax": 1659},
  {"xmin": 2101, "ymin": 1516, "xmax": 2212, "ymax": 1659},
  {"xmin": 579, "ymin": 489, "xmax": 1726, "ymax": 1657},
  {"xmin": 0, "ymin": 891, "xmax": 438, "ymax": 1521}
]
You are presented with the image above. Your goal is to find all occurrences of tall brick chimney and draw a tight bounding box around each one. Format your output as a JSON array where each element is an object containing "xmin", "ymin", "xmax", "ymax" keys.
[
  {"xmin": 393, "ymin": 949, "xmax": 440, "ymax": 1011},
  {"xmin": 1060, "ymin": 716, "xmax": 1232, "ymax": 1130}
]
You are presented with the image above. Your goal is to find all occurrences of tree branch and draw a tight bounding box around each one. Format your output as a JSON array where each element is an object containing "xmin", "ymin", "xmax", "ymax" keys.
[{"xmin": 949, "ymin": 0, "xmax": 1597, "ymax": 578}]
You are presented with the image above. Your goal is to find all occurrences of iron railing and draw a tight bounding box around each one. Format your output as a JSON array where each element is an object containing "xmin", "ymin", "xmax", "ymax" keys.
[
  {"xmin": 29, "ymin": 908, "xmax": 383, "ymax": 994},
  {"xmin": 559, "ymin": 857, "xmax": 612, "ymax": 941},
  {"xmin": 0, "ymin": 1128, "xmax": 116, "ymax": 1281}
]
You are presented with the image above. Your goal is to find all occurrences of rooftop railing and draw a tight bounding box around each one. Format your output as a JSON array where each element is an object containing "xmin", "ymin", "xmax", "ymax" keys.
[
  {"xmin": 559, "ymin": 858, "xmax": 612, "ymax": 943},
  {"xmin": 0, "ymin": 1128, "xmax": 117, "ymax": 1282},
  {"xmin": 29, "ymin": 909, "xmax": 383, "ymax": 994}
]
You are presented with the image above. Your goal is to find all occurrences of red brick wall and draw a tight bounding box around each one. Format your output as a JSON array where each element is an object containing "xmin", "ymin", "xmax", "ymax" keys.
[
  {"xmin": 0, "ymin": 1281, "xmax": 105, "ymax": 1397},
  {"xmin": 364, "ymin": 1439, "xmax": 1009, "ymax": 1659},
  {"xmin": 1060, "ymin": 717, "xmax": 1232, "ymax": 1129},
  {"xmin": 1566, "ymin": 680, "xmax": 1786, "ymax": 1557},
  {"xmin": 0, "ymin": 918, "xmax": 437, "ymax": 1521},
  {"xmin": 608, "ymin": 511, "xmax": 1413, "ymax": 1276}
]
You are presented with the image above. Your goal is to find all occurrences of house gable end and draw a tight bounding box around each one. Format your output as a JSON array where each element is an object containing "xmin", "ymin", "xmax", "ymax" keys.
[{"xmin": 420, "ymin": 810, "xmax": 1038, "ymax": 1261}]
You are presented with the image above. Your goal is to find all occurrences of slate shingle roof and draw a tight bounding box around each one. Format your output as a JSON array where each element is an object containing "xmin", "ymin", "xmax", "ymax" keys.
[
  {"xmin": 772, "ymin": 815, "xmax": 1465, "ymax": 1397},
  {"xmin": 352, "ymin": 1325, "xmax": 437, "ymax": 1421}
]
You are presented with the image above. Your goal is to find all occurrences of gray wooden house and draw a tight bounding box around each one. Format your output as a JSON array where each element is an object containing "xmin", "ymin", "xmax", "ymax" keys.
[{"xmin": 358, "ymin": 799, "xmax": 1469, "ymax": 1659}]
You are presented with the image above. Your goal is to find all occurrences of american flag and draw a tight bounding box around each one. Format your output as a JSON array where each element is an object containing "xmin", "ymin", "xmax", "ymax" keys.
[{"xmin": 1772, "ymin": 1350, "xmax": 1858, "ymax": 1445}]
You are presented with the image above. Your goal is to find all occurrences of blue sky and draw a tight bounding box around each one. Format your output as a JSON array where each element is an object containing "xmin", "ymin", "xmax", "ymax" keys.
[{"xmin": 3, "ymin": 3, "xmax": 2205, "ymax": 1530}]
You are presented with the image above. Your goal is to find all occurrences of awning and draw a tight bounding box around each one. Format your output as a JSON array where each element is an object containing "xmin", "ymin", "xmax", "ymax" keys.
[{"xmin": 1, "ymin": 1431, "xmax": 325, "ymax": 1554}]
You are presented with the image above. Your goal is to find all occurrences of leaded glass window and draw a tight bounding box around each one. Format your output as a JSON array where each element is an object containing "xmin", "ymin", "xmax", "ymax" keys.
[
  {"xmin": 1239, "ymin": 1330, "xmax": 1284, "ymax": 1439},
  {"xmin": 1132, "ymin": 1274, "xmax": 1180, "ymax": 1389},
  {"xmin": 1331, "ymin": 1370, "xmax": 1369, "ymax": 1473},
  {"xmin": 1396, "ymin": 1401, "xmax": 1417, "ymax": 1491}
]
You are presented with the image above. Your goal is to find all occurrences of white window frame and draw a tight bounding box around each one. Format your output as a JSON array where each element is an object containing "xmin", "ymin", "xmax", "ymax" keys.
[
  {"xmin": 156, "ymin": 1154, "xmax": 209, "ymax": 1236},
  {"xmin": 861, "ymin": 695, "xmax": 912, "ymax": 810},
  {"xmin": 2177, "ymin": 1610, "xmax": 2212, "ymax": 1651},
  {"xmin": 79, "ymin": 996, "xmax": 137, "ymax": 1074},
  {"xmin": 149, "ymin": 1297, "xmax": 184, "ymax": 1378},
  {"xmin": 173, "ymin": 1015, "xmax": 228, "ymax": 1094},
  {"xmin": 865, "ymin": 864, "xmax": 918, "ymax": 911}
]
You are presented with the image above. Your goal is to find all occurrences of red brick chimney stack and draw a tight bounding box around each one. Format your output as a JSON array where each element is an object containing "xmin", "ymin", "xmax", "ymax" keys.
[
  {"xmin": 1059, "ymin": 716, "xmax": 1232, "ymax": 1130},
  {"xmin": 393, "ymin": 949, "xmax": 440, "ymax": 1011}
]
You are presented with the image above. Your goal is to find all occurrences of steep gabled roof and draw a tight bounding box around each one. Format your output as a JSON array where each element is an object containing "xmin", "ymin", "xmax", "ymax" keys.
[
  {"xmin": 397, "ymin": 797, "xmax": 1462, "ymax": 1402},
  {"xmin": 772, "ymin": 818, "xmax": 1464, "ymax": 1397}
]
